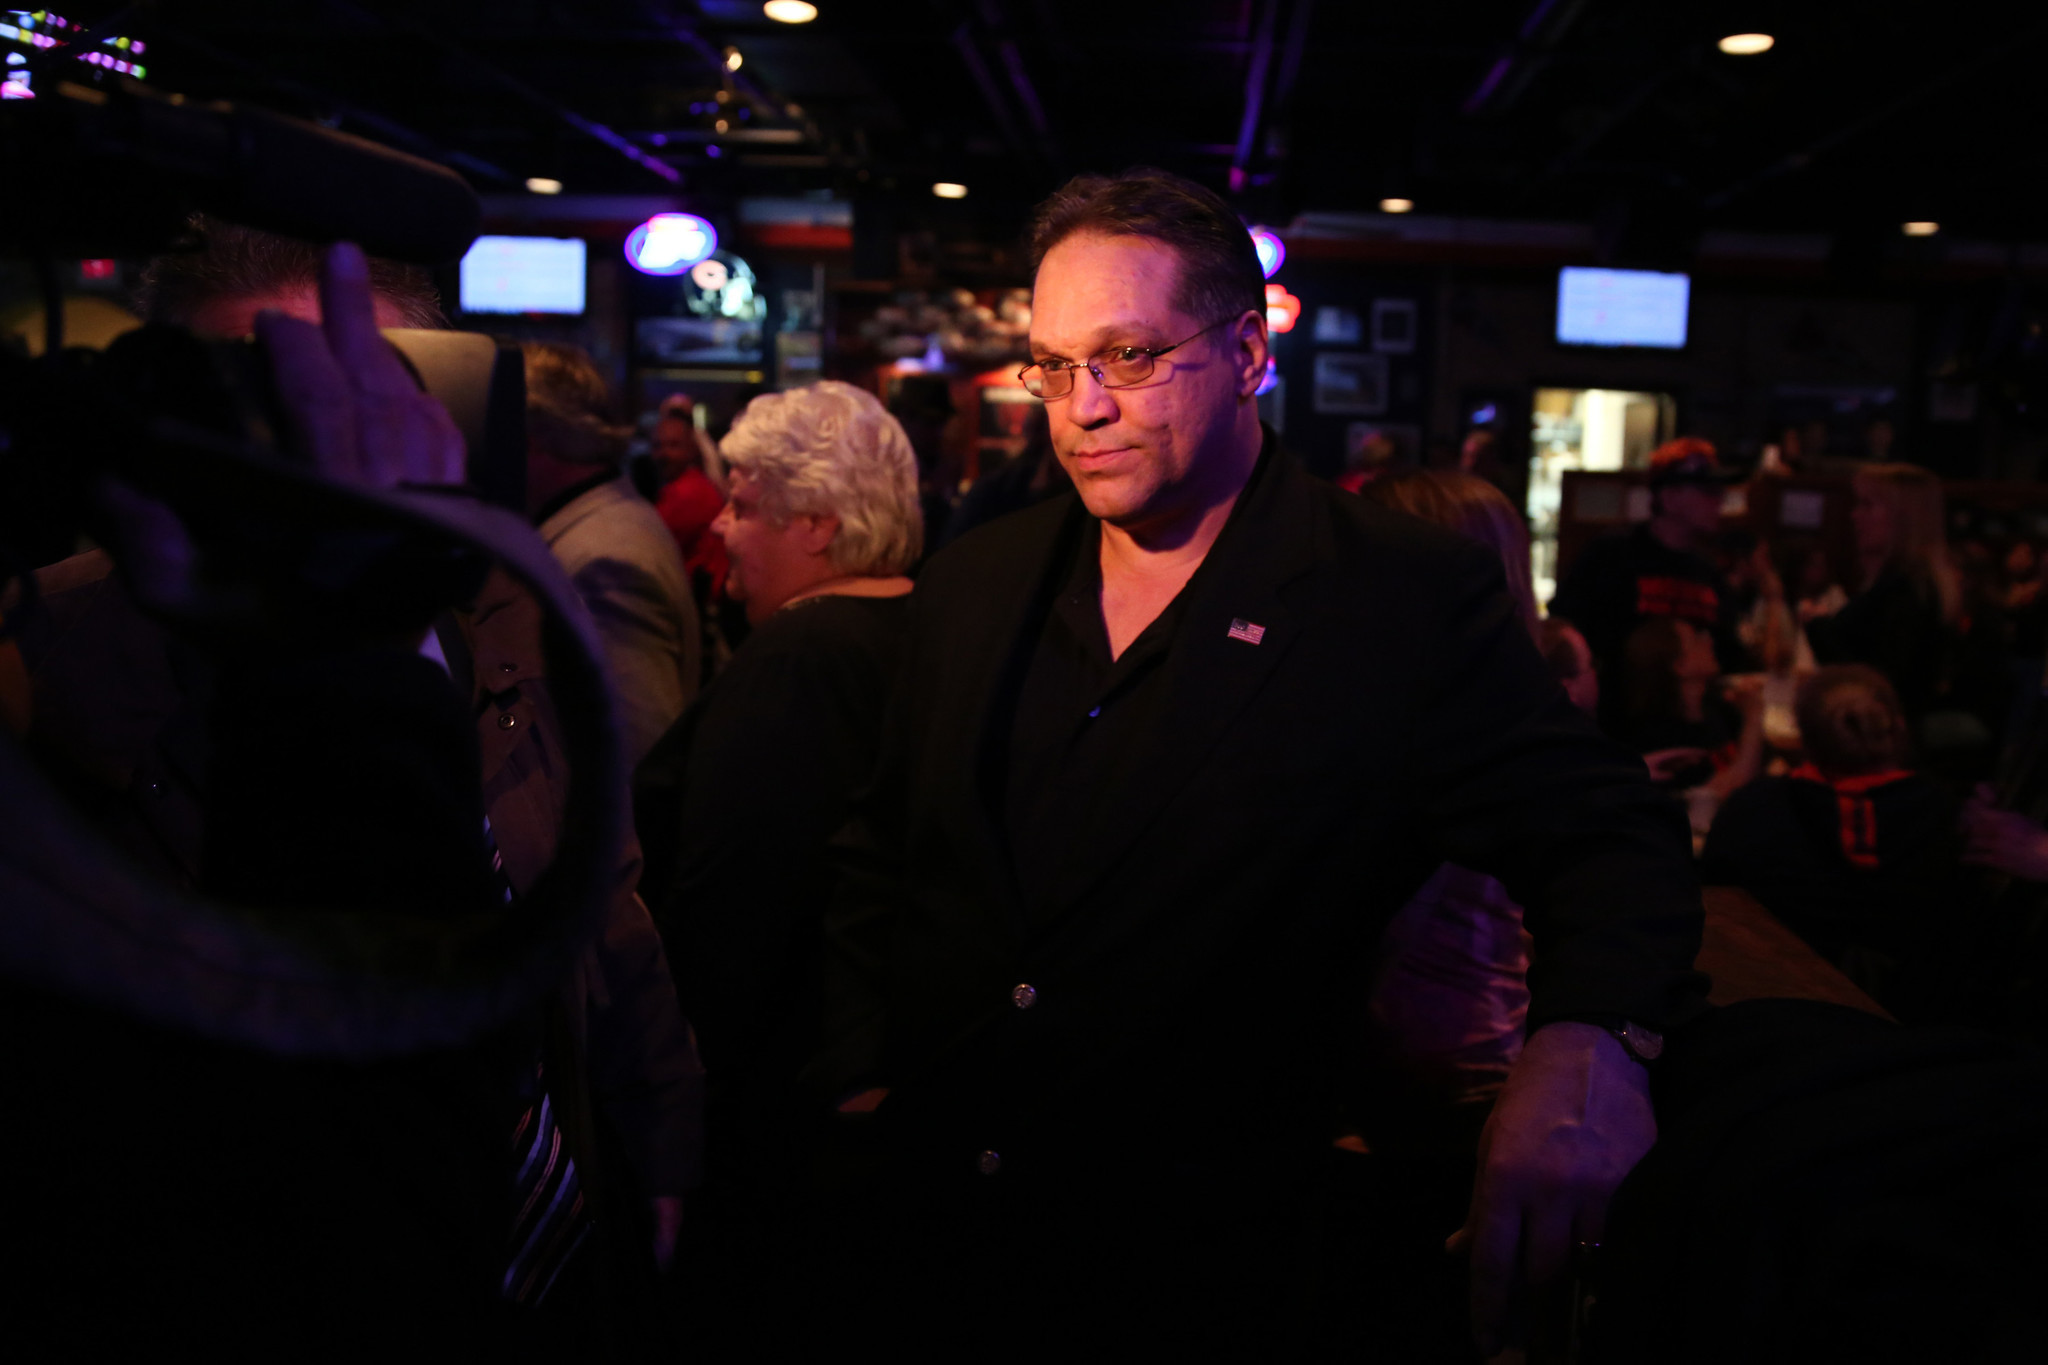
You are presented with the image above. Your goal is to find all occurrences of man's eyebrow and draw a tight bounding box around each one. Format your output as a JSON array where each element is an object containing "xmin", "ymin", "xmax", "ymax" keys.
[{"xmin": 1030, "ymin": 325, "xmax": 1155, "ymax": 360}]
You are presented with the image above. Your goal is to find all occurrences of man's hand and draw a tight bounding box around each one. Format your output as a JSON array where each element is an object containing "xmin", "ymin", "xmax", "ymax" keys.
[
  {"xmin": 98, "ymin": 242, "xmax": 465, "ymax": 621},
  {"xmin": 1960, "ymin": 783, "xmax": 2048, "ymax": 881},
  {"xmin": 1642, "ymin": 747, "xmax": 1709, "ymax": 784},
  {"xmin": 650, "ymin": 1195, "xmax": 683, "ymax": 1273},
  {"xmin": 1448, "ymin": 1020, "xmax": 1656, "ymax": 1356},
  {"xmin": 256, "ymin": 241, "xmax": 465, "ymax": 489}
]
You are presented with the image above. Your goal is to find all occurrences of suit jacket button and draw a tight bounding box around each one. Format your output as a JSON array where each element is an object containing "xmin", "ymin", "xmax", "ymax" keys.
[
  {"xmin": 1011, "ymin": 983, "xmax": 1037, "ymax": 1010},
  {"xmin": 977, "ymin": 1150, "xmax": 1002, "ymax": 1176},
  {"xmin": 498, "ymin": 712, "xmax": 518, "ymax": 730}
]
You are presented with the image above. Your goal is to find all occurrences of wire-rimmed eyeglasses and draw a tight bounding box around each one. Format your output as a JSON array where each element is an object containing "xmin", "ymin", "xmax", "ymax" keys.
[{"xmin": 1017, "ymin": 316, "xmax": 1233, "ymax": 400}]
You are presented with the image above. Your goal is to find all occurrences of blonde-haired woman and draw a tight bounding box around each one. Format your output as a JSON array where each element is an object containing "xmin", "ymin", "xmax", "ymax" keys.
[
  {"xmin": 1803, "ymin": 462, "xmax": 1960, "ymax": 724},
  {"xmin": 633, "ymin": 381, "xmax": 923, "ymax": 1328}
]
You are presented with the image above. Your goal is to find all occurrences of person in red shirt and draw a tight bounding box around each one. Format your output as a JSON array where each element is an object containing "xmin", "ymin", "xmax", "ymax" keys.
[{"xmin": 651, "ymin": 396, "xmax": 730, "ymax": 600}]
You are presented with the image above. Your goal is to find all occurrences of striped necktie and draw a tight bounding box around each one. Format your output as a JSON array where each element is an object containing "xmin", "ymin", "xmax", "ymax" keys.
[
  {"xmin": 505, "ymin": 1058, "xmax": 591, "ymax": 1304},
  {"xmin": 485, "ymin": 816, "xmax": 593, "ymax": 1305}
]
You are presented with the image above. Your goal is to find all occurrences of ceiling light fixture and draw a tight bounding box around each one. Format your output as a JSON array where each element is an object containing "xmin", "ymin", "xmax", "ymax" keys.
[
  {"xmin": 724, "ymin": 48, "xmax": 743, "ymax": 71},
  {"xmin": 525, "ymin": 177, "xmax": 564, "ymax": 195},
  {"xmin": 1717, "ymin": 33, "xmax": 1774, "ymax": 55},
  {"xmin": 933, "ymin": 182, "xmax": 968, "ymax": 199},
  {"xmin": 1902, "ymin": 221, "xmax": 1940, "ymax": 237},
  {"xmin": 763, "ymin": 0, "xmax": 818, "ymax": 21},
  {"xmin": 1380, "ymin": 197, "xmax": 1414, "ymax": 214}
]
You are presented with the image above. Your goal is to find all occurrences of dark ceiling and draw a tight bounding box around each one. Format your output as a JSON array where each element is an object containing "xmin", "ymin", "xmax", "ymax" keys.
[{"xmin": 31, "ymin": 0, "xmax": 2048, "ymax": 245}]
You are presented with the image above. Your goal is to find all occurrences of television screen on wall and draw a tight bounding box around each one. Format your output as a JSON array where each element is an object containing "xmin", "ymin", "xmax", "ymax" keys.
[
  {"xmin": 1555, "ymin": 266, "xmax": 1689, "ymax": 349},
  {"xmin": 459, "ymin": 235, "xmax": 587, "ymax": 315}
]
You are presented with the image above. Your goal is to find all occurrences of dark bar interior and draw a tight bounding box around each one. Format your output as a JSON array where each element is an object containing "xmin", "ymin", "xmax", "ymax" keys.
[{"xmin": 4, "ymin": 3, "xmax": 2047, "ymax": 1359}]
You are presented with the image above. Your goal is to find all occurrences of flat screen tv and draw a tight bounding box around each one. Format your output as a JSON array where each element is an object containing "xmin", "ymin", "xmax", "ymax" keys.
[
  {"xmin": 1555, "ymin": 266, "xmax": 1689, "ymax": 349},
  {"xmin": 459, "ymin": 235, "xmax": 587, "ymax": 315}
]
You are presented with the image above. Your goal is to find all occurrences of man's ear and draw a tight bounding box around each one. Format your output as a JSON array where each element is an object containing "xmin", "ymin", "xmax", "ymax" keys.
[
  {"xmin": 796, "ymin": 512, "xmax": 841, "ymax": 557},
  {"xmin": 1233, "ymin": 308, "xmax": 1271, "ymax": 401}
]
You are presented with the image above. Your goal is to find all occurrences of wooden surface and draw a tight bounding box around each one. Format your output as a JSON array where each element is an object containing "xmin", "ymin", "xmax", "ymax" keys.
[{"xmin": 1698, "ymin": 885, "xmax": 1892, "ymax": 1018}]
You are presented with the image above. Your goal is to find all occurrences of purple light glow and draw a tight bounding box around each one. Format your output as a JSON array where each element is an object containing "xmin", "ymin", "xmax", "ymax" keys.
[
  {"xmin": 1249, "ymin": 227, "xmax": 1285, "ymax": 279},
  {"xmin": 624, "ymin": 213, "xmax": 718, "ymax": 276}
]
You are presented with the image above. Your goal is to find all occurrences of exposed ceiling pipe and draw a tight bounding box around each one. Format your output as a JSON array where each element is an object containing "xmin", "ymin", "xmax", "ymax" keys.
[
  {"xmin": 972, "ymin": 0, "xmax": 1060, "ymax": 165},
  {"xmin": 1546, "ymin": 63, "xmax": 1681, "ymax": 179},
  {"xmin": 1462, "ymin": 0, "xmax": 1588, "ymax": 118},
  {"xmin": 951, "ymin": 19, "xmax": 1029, "ymax": 156},
  {"xmin": 1272, "ymin": 0, "xmax": 1316, "ymax": 110},
  {"xmin": 1229, "ymin": 0, "xmax": 1281, "ymax": 194},
  {"xmin": 331, "ymin": 0, "xmax": 680, "ymax": 184},
  {"xmin": 143, "ymin": 21, "xmax": 517, "ymax": 186}
]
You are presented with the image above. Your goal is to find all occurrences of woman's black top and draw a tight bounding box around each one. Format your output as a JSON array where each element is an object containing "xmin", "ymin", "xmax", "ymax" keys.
[
  {"xmin": 1806, "ymin": 567, "xmax": 1951, "ymax": 720},
  {"xmin": 634, "ymin": 594, "xmax": 910, "ymax": 1123}
]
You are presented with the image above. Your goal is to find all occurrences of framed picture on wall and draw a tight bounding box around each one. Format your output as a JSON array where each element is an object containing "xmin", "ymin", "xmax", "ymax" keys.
[
  {"xmin": 1313, "ymin": 306, "xmax": 1362, "ymax": 344},
  {"xmin": 1372, "ymin": 299, "xmax": 1417, "ymax": 354},
  {"xmin": 1312, "ymin": 352, "xmax": 1389, "ymax": 415}
]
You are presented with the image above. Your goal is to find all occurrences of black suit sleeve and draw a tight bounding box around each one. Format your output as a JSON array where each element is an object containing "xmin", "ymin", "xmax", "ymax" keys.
[{"xmin": 1412, "ymin": 542, "xmax": 1708, "ymax": 1031}]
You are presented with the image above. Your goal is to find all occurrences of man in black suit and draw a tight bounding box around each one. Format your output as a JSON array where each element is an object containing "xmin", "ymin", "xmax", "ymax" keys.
[{"xmin": 818, "ymin": 170, "xmax": 1705, "ymax": 1353}]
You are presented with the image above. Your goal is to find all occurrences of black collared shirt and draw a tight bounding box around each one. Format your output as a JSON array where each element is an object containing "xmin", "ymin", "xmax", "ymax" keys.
[{"xmin": 1002, "ymin": 472, "xmax": 1249, "ymax": 920}]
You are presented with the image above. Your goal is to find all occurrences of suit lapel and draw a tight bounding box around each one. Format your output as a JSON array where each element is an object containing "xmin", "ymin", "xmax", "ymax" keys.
[
  {"xmin": 942, "ymin": 499, "xmax": 1091, "ymax": 930},
  {"xmin": 1032, "ymin": 447, "xmax": 1322, "ymax": 917}
]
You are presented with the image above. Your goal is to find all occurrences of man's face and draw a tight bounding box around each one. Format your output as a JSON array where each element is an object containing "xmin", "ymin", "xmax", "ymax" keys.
[
  {"xmin": 652, "ymin": 418, "xmax": 696, "ymax": 482},
  {"xmin": 1029, "ymin": 233, "xmax": 1261, "ymax": 531},
  {"xmin": 183, "ymin": 287, "xmax": 414, "ymax": 340},
  {"xmin": 1658, "ymin": 482, "xmax": 1722, "ymax": 540},
  {"xmin": 711, "ymin": 470, "xmax": 830, "ymax": 622}
]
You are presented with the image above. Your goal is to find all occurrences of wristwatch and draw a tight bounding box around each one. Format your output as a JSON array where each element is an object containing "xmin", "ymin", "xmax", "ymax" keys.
[{"xmin": 1554, "ymin": 1014, "xmax": 1665, "ymax": 1064}]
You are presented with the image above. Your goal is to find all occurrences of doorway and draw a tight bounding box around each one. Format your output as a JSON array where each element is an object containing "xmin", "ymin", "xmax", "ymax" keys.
[{"xmin": 1528, "ymin": 387, "xmax": 1676, "ymax": 604}]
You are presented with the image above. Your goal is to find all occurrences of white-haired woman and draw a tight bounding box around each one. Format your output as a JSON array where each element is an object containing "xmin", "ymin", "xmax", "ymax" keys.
[
  {"xmin": 707, "ymin": 380, "xmax": 922, "ymax": 621},
  {"xmin": 632, "ymin": 380, "xmax": 921, "ymax": 1335}
]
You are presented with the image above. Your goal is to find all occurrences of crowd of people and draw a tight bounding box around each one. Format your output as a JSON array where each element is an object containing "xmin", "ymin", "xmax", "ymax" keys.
[
  {"xmin": 1541, "ymin": 436, "xmax": 2048, "ymax": 1035},
  {"xmin": 8, "ymin": 170, "xmax": 2048, "ymax": 1360}
]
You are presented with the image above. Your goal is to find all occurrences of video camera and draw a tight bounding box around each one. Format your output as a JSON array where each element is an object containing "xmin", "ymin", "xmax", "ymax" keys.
[
  {"xmin": 0, "ymin": 75, "xmax": 621, "ymax": 1058},
  {"xmin": 1, "ymin": 76, "xmax": 531, "ymax": 594}
]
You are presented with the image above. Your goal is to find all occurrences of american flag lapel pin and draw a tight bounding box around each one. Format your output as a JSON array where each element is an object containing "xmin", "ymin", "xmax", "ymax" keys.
[{"xmin": 1226, "ymin": 618, "xmax": 1267, "ymax": 646}]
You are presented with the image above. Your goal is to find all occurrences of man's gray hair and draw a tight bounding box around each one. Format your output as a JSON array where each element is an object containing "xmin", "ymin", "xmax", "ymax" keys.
[{"xmin": 720, "ymin": 380, "xmax": 924, "ymax": 576}]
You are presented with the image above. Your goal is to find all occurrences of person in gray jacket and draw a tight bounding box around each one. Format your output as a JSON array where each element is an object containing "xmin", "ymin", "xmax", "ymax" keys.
[{"xmin": 523, "ymin": 342, "xmax": 702, "ymax": 767}]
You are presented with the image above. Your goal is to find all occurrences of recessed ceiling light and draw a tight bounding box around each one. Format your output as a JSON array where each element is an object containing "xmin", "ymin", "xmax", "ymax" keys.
[
  {"xmin": 1718, "ymin": 33, "xmax": 1774, "ymax": 55},
  {"xmin": 1902, "ymin": 221, "xmax": 1940, "ymax": 237},
  {"xmin": 525, "ymin": 177, "xmax": 563, "ymax": 195},
  {"xmin": 764, "ymin": 1, "xmax": 818, "ymax": 21},
  {"xmin": 933, "ymin": 182, "xmax": 968, "ymax": 199},
  {"xmin": 724, "ymin": 48, "xmax": 743, "ymax": 71},
  {"xmin": 1380, "ymin": 197, "xmax": 1414, "ymax": 214}
]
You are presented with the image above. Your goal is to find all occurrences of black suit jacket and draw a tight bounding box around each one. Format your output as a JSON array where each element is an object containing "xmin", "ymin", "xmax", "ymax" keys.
[{"xmin": 820, "ymin": 441, "xmax": 1706, "ymax": 1183}]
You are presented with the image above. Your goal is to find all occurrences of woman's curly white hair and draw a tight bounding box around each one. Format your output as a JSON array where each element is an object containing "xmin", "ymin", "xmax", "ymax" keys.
[{"xmin": 719, "ymin": 380, "xmax": 924, "ymax": 576}]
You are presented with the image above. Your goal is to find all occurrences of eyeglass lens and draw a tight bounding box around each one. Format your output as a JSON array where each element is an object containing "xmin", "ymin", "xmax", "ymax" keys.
[{"xmin": 1025, "ymin": 350, "xmax": 1156, "ymax": 399}]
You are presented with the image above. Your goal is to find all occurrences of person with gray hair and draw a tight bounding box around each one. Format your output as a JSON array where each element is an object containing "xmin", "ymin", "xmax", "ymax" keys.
[
  {"xmin": 710, "ymin": 378, "xmax": 922, "ymax": 618},
  {"xmin": 633, "ymin": 378, "xmax": 921, "ymax": 1352},
  {"xmin": 524, "ymin": 341, "xmax": 701, "ymax": 767}
]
